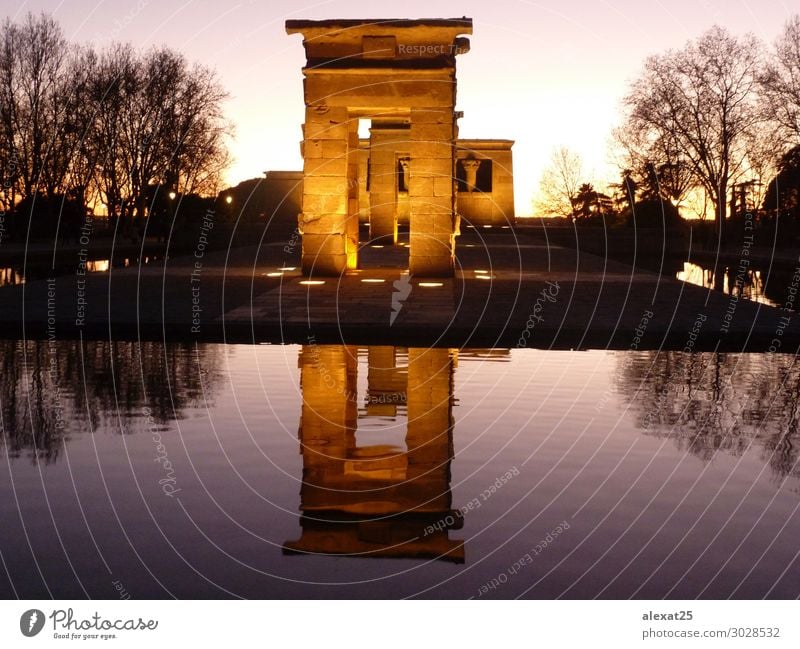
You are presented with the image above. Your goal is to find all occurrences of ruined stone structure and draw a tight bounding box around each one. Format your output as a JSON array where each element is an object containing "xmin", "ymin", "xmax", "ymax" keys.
[
  {"xmin": 286, "ymin": 18, "xmax": 515, "ymax": 277},
  {"xmin": 283, "ymin": 345, "xmax": 464, "ymax": 562},
  {"xmin": 354, "ymin": 138, "xmax": 515, "ymax": 231},
  {"xmin": 454, "ymin": 140, "xmax": 515, "ymax": 227}
]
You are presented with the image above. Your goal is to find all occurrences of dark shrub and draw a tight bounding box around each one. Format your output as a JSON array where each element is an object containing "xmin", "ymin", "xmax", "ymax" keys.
[{"xmin": 625, "ymin": 199, "xmax": 683, "ymax": 229}]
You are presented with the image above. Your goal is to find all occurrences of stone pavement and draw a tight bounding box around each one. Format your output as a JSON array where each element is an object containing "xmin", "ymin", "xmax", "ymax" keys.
[{"xmin": 0, "ymin": 229, "xmax": 797, "ymax": 351}]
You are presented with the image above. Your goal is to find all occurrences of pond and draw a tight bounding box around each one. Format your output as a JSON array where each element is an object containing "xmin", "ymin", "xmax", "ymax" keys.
[
  {"xmin": 1, "ymin": 340, "xmax": 799, "ymax": 598},
  {"xmin": 0, "ymin": 256, "xmax": 162, "ymax": 287},
  {"xmin": 676, "ymin": 261, "xmax": 796, "ymax": 310}
]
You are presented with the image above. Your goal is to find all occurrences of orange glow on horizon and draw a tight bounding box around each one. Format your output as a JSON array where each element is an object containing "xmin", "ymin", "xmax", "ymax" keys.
[{"xmin": 31, "ymin": 0, "xmax": 788, "ymax": 219}]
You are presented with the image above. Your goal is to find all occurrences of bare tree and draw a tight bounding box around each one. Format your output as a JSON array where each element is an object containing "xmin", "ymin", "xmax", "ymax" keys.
[
  {"xmin": 739, "ymin": 122, "xmax": 782, "ymax": 213},
  {"xmin": 0, "ymin": 12, "xmax": 68, "ymax": 200},
  {"xmin": 761, "ymin": 15, "xmax": 800, "ymax": 146},
  {"xmin": 39, "ymin": 45, "xmax": 101, "ymax": 205},
  {"xmin": 0, "ymin": 13, "xmax": 232, "ymax": 235},
  {"xmin": 0, "ymin": 19, "xmax": 18, "ymax": 211},
  {"xmin": 63, "ymin": 46, "xmax": 99, "ymax": 211},
  {"xmin": 612, "ymin": 126, "xmax": 695, "ymax": 209},
  {"xmin": 130, "ymin": 48, "xmax": 181, "ymax": 225},
  {"xmin": 90, "ymin": 43, "xmax": 137, "ymax": 226},
  {"xmin": 161, "ymin": 60, "xmax": 231, "ymax": 198},
  {"xmin": 535, "ymin": 146, "xmax": 583, "ymax": 218},
  {"xmin": 622, "ymin": 27, "xmax": 763, "ymax": 243}
]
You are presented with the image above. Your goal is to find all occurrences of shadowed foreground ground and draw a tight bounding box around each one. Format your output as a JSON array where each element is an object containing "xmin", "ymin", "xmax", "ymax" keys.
[{"xmin": 0, "ymin": 228, "xmax": 797, "ymax": 351}]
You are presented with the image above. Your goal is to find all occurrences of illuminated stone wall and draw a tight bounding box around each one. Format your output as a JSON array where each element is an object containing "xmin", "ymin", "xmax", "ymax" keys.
[
  {"xmin": 285, "ymin": 345, "xmax": 464, "ymax": 562},
  {"xmin": 286, "ymin": 18, "xmax": 473, "ymax": 277},
  {"xmin": 455, "ymin": 139, "xmax": 516, "ymax": 226}
]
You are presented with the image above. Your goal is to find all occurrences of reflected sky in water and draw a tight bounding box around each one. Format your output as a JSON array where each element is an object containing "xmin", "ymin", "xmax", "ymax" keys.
[
  {"xmin": 676, "ymin": 261, "xmax": 787, "ymax": 309},
  {"xmin": 1, "ymin": 340, "xmax": 799, "ymax": 598}
]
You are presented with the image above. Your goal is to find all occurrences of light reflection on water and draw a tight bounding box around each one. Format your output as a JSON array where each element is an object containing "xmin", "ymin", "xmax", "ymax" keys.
[
  {"xmin": 0, "ymin": 256, "xmax": 160, "ymax": 286},
  {"xmin": 1, "ymin": 340, "xmax": 798, "ymax": 598},
  {"xmin": 676, "ymin": 261, "xmax": 781, "ymax": 308}
]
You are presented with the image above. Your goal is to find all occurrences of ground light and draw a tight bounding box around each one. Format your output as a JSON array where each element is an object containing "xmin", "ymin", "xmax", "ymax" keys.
[
  {"xmin": 418, "ymin": 282, "xmax": 443, "ymax": 287},
  {"xmin": 361, "ymin": 278, "xmax": 385, "ymax": 283},
  {"xmin": 299, "ymin": 280, "xmax": 325, "ymax": 285}
]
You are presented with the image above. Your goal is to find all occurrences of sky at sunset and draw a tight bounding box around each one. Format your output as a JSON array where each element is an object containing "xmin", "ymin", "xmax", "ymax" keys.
[{"xmin": 7, "ymin": 0, "xmax": 798, "ymax": 216}]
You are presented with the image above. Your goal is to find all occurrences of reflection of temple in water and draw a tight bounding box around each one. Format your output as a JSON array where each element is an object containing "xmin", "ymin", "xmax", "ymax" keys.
[{"xmin": 283, "ymin": 345, "xmax": 465, "ymax": 562}]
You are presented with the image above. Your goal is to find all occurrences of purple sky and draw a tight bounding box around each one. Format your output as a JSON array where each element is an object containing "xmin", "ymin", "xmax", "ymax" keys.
[{"xmin": 8, "ymin": 0, "xmax": 798, "ymax": 215}]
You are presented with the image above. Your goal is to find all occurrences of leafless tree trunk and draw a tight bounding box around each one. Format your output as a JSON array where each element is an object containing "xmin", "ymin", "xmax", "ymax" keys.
[
  {"xmin": 621, "ymin": 26, "xmax": 763, "ymax": 245},
  {"xmin": 761, "ymin": 15, "xmax": 800, "ymax": 146},
  {"xmin": 612, "ymin": 126, "xmax": 694, "ymax": 209},
  {"xmin": 535, "ymin": 146, "xmax": 583, "ymax": 218},
  {"xmin": 0, "ymin": 13, "xmax": 232, "ymax": 231}
]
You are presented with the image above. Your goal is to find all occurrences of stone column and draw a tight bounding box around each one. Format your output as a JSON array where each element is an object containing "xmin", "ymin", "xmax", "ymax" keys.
[
  {"xmin": 299, "ymin": 105, "xmax": 357, "ymax": 275},
  {"xmin": 406, "ymin": 347, "xmax": 455, "ymax": 512},
  {"xmin": 366, "ymin": 346, "xmax": 406, "ymax": 416},
  {"xmin": 368, "ymin": 125, "xmax": 407, "ymax": 244},
  {"xmin": 297, "ymin": 344, "xmax": 358, "ymax": 474},
  {"xmin": 408, "ymin": 108, "xmax": 457, "ymax": 276},
  {"xmin": 345, "ymin": 119, "xmax": 360, "ymax": 269},
  {"xmin": 461, "ymin": 158, "xmax": 481, "ymax": 191},
  {"xmin": 399, "ymin": 157, "xmax": 410, "ymax": 191}
]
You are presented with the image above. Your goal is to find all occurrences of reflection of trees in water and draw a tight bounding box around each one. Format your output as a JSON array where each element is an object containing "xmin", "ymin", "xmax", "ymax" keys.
[
  {"xmin": 762, "ymin": 266, "xmax": 800, "ymax": 310},
  {"xmin": 615, "ymin": 351, "xmax": 800, "ymax": 482},
  {"xmin": 0, "ymin": 340, "xmax": 223, "ymax": 463},
  {"xmin": 679, "ymin": 260, "xmax": 799, "ymax": 310}
]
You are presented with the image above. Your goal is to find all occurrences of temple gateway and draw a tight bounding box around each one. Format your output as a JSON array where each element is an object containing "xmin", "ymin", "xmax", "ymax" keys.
[{"xmin": 285, "ymin": 18, "xmax": 514, "ymax": 277}]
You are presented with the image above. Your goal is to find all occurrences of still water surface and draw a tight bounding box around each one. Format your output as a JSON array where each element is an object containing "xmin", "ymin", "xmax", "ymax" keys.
[
  {"xmin": 675, "ymin": 261, "xmax": 793, "ymax": 309},
  {"xmin": 1, "ymin": 341, "xmax": 799, "ymax": 598},
  {"xmin": 0, "ymin": 257, "xmax": 161, "ymax": 286}
]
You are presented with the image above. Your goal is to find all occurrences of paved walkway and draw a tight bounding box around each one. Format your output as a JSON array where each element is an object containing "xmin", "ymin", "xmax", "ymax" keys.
[{"xmin": 0, "ymin": 229, "xmax": 797, "ymax": 351}]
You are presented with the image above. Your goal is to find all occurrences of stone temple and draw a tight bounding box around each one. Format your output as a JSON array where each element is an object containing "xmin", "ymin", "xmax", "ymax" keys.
[{"xmin": 285, "ymin": 18, "xmax": 514, "ymax": 277}]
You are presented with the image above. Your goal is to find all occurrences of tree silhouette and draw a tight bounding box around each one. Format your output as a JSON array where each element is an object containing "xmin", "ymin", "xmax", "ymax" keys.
[
  {"xmin": 572, "ymin": 182, "xmax": 614, "ymax": 219},
  {"xmin": 621, "ymin": 26, "xmax": 762, "ymax": 243},
  {"xmin": 0, "ymin": 12, "xmax": 231, "ymax": 234},
  {"xmin": 535, "ymin": 146, "xmax": 583, "ymax": 218},
  {"xmin": 762, "ymin": 145, "xmax": 800, "ymax": 219},
  {"xmin": 610, "ymin": 169, "xmax": 637, "ymax": 213},
  {"xmin": 761, "ymin": 15, "xmax": 800, "ymax": 146}
]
